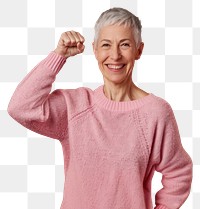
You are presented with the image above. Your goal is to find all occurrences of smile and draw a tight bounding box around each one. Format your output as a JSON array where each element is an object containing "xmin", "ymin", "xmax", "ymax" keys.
[{"xmin": 105, "ymin": 64, "xmax": 125, "ymax": 71}]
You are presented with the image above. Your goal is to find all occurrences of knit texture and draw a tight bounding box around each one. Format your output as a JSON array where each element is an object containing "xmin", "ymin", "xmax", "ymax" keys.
[{"xmin": 7, "ymin": 52, "xmax": 193, "ymax": 209}]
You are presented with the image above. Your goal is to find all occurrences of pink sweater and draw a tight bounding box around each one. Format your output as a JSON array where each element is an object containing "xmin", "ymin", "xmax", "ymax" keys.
[{"xmin": 7, "ymin": 52, "xmax": 192, "ymax": 209}]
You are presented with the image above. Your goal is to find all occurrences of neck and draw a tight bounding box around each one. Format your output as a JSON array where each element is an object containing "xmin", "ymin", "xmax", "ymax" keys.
[{"xmin": 103, "ymin": 81, "xmax": 139, "ymax": 102}]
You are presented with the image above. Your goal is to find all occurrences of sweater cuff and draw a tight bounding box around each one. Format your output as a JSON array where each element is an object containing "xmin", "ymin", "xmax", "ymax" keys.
[
  {"xmin": 154, "ymin": 205, "xmax": 169, "ymax": 209},
  {"xmin": 42, "ymin": 51, "xmax": 67, "ymax": 74}
]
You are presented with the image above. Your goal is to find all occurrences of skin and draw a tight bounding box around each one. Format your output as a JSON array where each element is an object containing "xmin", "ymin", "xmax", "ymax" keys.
[
  {"xmin": 93, "ymin": 25, "xmax": 149, "ymax": 102},
  {"xmin": 54, "ymin": 30, "xmax": 85, "ymax": 58},
  {"xmin": 54, "ymin": 26, "xmax": 149, "ymax": 102}
]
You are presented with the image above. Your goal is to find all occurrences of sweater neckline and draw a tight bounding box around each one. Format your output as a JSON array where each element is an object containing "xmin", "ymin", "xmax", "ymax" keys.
[{"xmin": 94, "ymin": 85, "xmax": 154, "ymax": 112}]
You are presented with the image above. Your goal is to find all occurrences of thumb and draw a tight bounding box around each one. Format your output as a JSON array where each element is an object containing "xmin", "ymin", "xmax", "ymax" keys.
[{"xmin": 77, "ymin": 42, "xmax": 85, "ymax": 53}]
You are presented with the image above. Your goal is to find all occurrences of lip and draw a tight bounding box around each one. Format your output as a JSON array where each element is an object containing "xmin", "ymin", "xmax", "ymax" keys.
[{"xmin": 105, "ymin": 64, "xmax": 126, "ymax": 72}]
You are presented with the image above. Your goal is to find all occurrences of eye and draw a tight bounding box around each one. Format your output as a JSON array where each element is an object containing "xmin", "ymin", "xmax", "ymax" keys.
[
  {"xmin": 121, "ymin": 43, "xmax": 130, "ymax": 48},
  {"xmin": 101, "ymin": 43, "xmax": 110, "ymax": 48}
]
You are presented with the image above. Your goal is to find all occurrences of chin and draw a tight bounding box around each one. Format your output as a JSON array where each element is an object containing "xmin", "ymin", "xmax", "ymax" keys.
[{"xmin": 103, "ymin": 74, "xmax": 131, "ymax": 84}]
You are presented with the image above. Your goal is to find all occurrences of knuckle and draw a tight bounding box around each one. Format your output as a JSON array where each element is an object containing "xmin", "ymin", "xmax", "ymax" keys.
[
  {"xmin": 61, "ymin": 32, "xmax": 67, "ymax": 40},
  {"xmin": 71, "ymin": 39, "xmax": 76, "ymax": 44},
  {"xmin": 65, "ymin": 40, "xmax": 71, "ymax": 45},
  {"xmin": 61, "ymin": 32, "xmax": 66, "ymax": 37}
]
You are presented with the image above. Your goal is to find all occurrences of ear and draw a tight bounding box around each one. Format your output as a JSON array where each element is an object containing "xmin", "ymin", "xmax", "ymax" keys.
[
  {"xmin": 135, "ymin": 42, "xmax": 144, "ymax": 60},
  {"xmin": 92, "ymin": 42, "xmax": 97, "ymax": 58}
]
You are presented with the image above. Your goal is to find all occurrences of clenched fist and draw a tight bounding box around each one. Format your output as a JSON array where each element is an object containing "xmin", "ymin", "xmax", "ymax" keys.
[{"xmin": 54, "ymin": 31, "xmax": 85, "ymax": 58}]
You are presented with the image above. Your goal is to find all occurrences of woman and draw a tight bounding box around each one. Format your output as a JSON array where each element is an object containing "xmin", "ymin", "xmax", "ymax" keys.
[{"xmin": 7, "ymin": 7, "xmax": 192, "ymax": 209}]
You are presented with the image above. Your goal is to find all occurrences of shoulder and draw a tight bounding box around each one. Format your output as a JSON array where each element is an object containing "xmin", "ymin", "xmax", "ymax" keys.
[
  {"xmin": 56, "ymin": 86, "xmax": 95, "ymax": 118},
  {"xmin": 58, "ymin": 86, "xmax": 94, "ymax": 105},
  {"xmin": 60, "ymin": 86, "xmax": 93, "ymax": 99},
  {"xmin": 143, "ymin": 93, "xmax": 175, "ymax": 121}
]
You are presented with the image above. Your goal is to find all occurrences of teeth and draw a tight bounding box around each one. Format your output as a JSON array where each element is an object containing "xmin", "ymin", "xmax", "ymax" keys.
[{"xmin": 107, "ymin": 64, "xmax": 124, "ymax": 69}]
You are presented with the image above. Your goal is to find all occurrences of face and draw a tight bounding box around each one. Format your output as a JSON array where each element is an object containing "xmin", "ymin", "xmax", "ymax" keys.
[{"xmin": 93, "ymin": 25, "xmax": 144, "ymax": 85}]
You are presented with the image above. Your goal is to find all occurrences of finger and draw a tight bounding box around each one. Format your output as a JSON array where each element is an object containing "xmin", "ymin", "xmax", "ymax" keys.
[
  {"xmin": 77, "ymin": 42, "xmax": 85, "ymax": 52},
  {"xmin": 77, "ymin": 32, "xmax": 85, "ymax": 43},
  {"xmin": 66, "ymin": 31, "xmax": 77, "ymax": 46},
  {"xmin": 70, "ymin": 30, "xmax": 82, "ymax": 43},
  {"xmin": 61, "ymin": 32, "xmax": 71, "ymax": 47}
]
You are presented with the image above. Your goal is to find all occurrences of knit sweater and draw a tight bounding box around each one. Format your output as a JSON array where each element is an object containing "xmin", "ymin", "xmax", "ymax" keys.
[{"xmin": 7, "ymin": 52, "xmax": 192, "ymax": 209}]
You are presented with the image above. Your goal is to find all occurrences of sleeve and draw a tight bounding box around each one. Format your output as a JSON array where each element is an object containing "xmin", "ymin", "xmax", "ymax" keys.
[
  {"xmin": 7, "ymin": 52, "xmax": 68, "ymax": 141},
  {"xmin": 153, "ymin": 103, "xmax": 193, "ymax": 209}
]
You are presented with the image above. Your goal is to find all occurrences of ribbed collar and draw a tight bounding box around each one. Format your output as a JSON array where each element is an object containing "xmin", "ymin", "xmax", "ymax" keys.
[{"xmin": 94, "ymin": 85, "xmax": 154, "ymax": 112}]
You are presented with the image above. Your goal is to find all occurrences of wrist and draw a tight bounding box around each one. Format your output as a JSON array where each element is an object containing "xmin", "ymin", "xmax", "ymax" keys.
[{"xmin": 54, "ymin": 48, "xmax": 70, "ymax": 59}]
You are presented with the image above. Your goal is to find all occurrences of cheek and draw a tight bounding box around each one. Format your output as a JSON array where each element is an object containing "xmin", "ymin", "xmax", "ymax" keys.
[
  {"xmin": 97, "ymin": 51, "xmax": 109, "ymax": 64},
  {"xmin": 126, "ymin": 52, "xmax": 136, "ymax": 63},
  {"xmin": 125, "ymin": 54, "xmax": 136, "ymax": 69}
]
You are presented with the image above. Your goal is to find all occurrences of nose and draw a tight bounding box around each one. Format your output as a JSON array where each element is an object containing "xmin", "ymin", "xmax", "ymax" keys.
[{"xmin": 110, "ymin": 45, "xmax": 122, "ymax": 60}]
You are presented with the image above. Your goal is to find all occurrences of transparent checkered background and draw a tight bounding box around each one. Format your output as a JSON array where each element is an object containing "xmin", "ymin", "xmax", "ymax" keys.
[{"xmin": 0, "ymin": 0, "xmax": 199, "ymax": 208}]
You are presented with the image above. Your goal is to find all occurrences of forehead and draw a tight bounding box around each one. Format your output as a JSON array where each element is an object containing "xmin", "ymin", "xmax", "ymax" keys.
[{"xmin": 98, "ymin": 24, "xmax": 134, "ymax": 41}]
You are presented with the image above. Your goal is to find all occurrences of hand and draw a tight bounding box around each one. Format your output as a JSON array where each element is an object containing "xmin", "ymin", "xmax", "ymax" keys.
[{"xmin": 54, "ymin": 31, "xmax": 85, "ymax": 58}]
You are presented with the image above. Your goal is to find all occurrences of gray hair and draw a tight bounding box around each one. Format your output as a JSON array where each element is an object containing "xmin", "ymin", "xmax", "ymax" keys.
[{"xmin": 94, "ymin": 7, "xmax": 142, "ymax": 47}]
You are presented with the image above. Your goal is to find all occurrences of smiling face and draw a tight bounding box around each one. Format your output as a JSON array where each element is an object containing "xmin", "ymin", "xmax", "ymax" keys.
[{"xmin": 93, "ymin": 24, "xmax": 144, "ymax": 85}]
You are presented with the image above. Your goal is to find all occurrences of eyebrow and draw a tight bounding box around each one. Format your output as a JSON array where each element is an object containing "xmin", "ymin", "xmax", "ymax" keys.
[{"xmin": 100, "ymin": 39, "xmax": 131, "ymax": 43}]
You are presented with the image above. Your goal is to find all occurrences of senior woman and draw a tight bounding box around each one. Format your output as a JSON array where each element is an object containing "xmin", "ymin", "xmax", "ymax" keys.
[{"xmin": 8, "ymin": 7, "xmax": 192, "ymax": 209}]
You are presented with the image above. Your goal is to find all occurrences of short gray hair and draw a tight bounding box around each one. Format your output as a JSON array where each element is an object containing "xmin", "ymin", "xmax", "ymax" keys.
[{"xmin": 94, "ymin": 7, "xmax": 142, "ymax": 47}]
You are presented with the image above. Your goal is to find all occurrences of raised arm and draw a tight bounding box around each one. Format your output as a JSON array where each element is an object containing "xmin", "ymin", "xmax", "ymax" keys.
[{"xmin": 7, "ymin": 31, "xmax": 85, "ymax": 141}]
